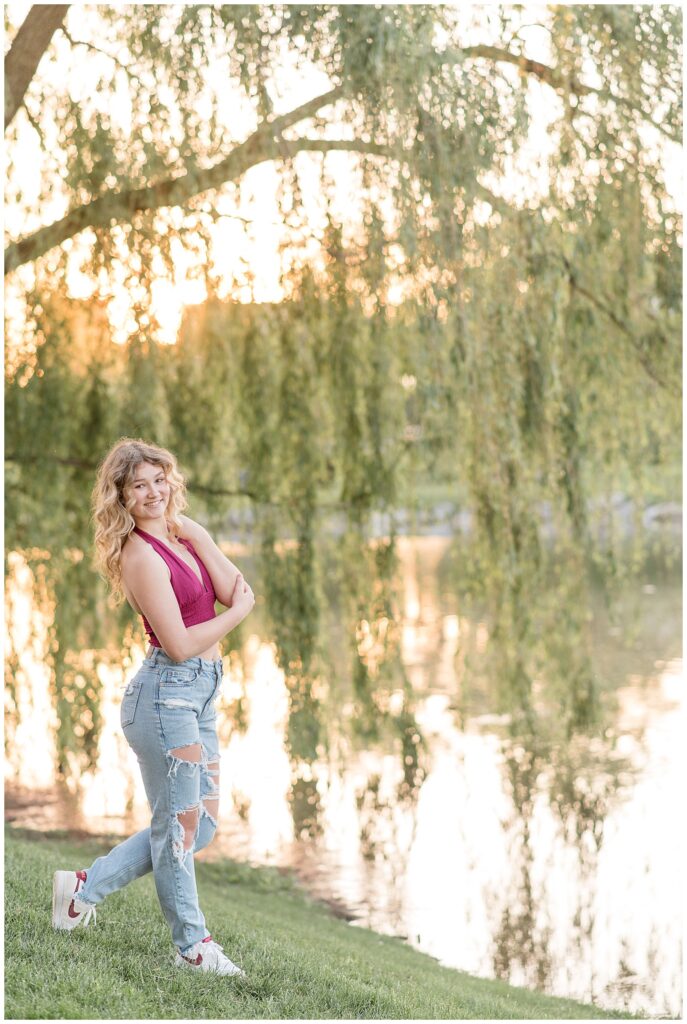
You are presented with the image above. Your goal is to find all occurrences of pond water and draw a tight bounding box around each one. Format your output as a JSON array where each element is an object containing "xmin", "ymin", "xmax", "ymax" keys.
[{"xmin": 4, "ymin": 533, "xmax": 682, "ymax": 1017}]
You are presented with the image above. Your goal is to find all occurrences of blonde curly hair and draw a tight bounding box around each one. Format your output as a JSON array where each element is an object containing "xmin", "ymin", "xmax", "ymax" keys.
[{"xmin": 91, "ymin": 437, "xmax": 187, "ymax": 600}]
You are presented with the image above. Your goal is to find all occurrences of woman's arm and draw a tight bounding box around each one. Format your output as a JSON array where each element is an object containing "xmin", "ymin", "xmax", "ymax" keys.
[
  {"xmin": 178, "ymin": 515, "xmax": 242, "ymax": 606},
  {"xmin": 122, "ymin": 543, "xmax": 253, "ymax": 662}
]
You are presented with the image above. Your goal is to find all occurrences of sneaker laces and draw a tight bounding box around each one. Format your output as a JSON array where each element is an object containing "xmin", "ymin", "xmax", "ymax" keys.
[
  {"xmin": 201, "ymin": 937, "xmax": 234, "ymax": 968},
  {"xmin": 206, "ymin": 939, "xmax": 245, "ymax": 974},
  {"xmin": 201, "ymin": 938, "xmax": 226, "ymax": 962}
]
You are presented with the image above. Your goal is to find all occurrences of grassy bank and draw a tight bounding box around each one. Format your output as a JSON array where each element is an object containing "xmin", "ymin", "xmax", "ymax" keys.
[{"xmin": 5, "ymin": 828, "xmax": 635, "ymax": 1020}]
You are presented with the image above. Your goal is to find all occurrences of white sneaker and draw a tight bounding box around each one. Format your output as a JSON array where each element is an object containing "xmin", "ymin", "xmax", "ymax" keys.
[
  {"xmin": 52, "ymin": 870, "xmax": 97, "ymax": 930},
  {"xmin": 174, "ymin": 935, "xmax": 246, "ymax": 977}
]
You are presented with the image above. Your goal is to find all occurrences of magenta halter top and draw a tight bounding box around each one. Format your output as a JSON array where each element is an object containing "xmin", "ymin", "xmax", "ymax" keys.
[{"xmin": 133, "ymin": 526, "xmax": 217, "ymax": 648}]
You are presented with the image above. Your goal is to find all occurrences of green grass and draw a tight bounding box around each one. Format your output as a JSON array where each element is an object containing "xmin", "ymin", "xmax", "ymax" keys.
[{"xmin": 5, "ymin": 827, "xmax": 637, "ymax": 1020}]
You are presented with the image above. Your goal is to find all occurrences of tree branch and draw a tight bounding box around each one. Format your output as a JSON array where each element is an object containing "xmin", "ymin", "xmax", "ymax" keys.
[
  {"xmin": 458, "ymin": 44, "xmax": 680, "ymax": 143},
  {"xmin": 5, "ymin": 87, "xmax": 349, "ymax": 273},
  {"xmin": 254, "ymin": 86, "xmax": 344, "ymax": 136},
  {"xmin": 5, "ymin": 453, "xmax": 97, "ymax": 471},
  {"xmin": 459, "ymin": 44, "xmax": 569, "ymax": 92},
  {"xmin": 22, "ymin": 102, "xmax": 46, "ymax": 146},
  {"xmin": 4, "ymin": 452, "xmax": 415, "ymax": 511},
  {"xmin": 4, "ymin": 5, "xmax": 70, "ymax": 129},
  {"xmin": 4, "ymin": 452, "xmax": 261, "ymax": 497},
  {"xmin": 61, "ymin": 25, "xmax": 140, "ymax": 81},
  {"xmin": 561, "ymin": 256, "xmax": 679, "ymax": 395}
]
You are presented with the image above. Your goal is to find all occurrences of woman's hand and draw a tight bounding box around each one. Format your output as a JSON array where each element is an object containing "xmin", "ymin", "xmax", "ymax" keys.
[
  {"xmin": 230, "ymin": 573, "xmax": 255, "ymax": 619},
  {"xmin": 228, "ymin": 572, "xmax": 244, "ymax": 606}
]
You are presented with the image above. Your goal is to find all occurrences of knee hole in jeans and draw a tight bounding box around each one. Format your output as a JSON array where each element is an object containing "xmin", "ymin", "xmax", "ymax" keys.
[
  {"xmin": 169, "ymin": 742, "xmax": 202, "ymax": 762},
  {"xmin": 202, "ymin": 761, "xmax": 220, "ymax": 829},
  {"xmin": 166, "ymin": 742, "xmax": 203, "ymax": 778},
  {"xmin": 206, "ymin": 760, "xmax": 220, "ymax": 790},
  {"xmin": 202, "ymin": 796, "xmax": 220, "ymax": 827},
  {"xmin": 177, "ymin": 805, "xmax": 200, "ymax": 852}
]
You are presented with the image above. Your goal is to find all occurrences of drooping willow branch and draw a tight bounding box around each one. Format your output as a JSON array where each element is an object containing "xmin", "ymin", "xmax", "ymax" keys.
[
  {"xmin": 457, "ymin": 44, "xmax": 680, "ymax": 143},
  {"xmin": 559, "ymin": 255, "xmax": 679, "ymax": 396}
]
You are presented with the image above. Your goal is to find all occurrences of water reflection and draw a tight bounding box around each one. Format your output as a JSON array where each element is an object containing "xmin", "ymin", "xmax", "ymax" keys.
[{"xmin": 4, "ymin": 534, "xmax": 682, "ymax": 1017}]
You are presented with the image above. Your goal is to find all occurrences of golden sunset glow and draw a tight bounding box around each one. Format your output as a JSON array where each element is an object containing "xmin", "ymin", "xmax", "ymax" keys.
[{"xmin": 7, "ymin": 2, "xmax": 680, "ymax": 347}]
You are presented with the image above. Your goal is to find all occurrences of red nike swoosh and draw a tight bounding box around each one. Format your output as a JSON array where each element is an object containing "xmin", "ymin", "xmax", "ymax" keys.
[
  {"xmin": 68, "ymin": 901, "xmax": 80, "ymax": 919},
  {"xmin": 182, "ymin": 952, "xmax": 203, "ymax": 966}
]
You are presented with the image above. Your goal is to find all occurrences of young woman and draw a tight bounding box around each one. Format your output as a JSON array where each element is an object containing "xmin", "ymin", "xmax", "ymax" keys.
[{"xmin": 51, "ymin": 437, "xmax": 255, "ymax": 977}]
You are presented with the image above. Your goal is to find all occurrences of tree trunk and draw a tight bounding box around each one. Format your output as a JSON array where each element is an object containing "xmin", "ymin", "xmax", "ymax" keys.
[{"xmin": 4, "ymin": 5, "xmax": 70, "ymax": 129}]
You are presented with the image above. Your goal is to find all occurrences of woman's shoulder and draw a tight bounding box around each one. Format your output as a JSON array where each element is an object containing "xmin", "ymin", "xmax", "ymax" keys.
[
  {"xmin": 120, "ymin": 530, "xmax": 160, "ymax": 574},
  {"xmin": 177, "ymin": 514, "xmax": 208, "ymax": 541}
]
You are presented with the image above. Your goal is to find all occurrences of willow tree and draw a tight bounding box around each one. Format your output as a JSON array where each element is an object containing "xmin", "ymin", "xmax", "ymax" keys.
[{"xmin": 5, "ymin": 6, "xmax": 682, "ymax": 774}]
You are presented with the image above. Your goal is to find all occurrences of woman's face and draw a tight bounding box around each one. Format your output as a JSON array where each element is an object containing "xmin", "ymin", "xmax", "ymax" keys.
[{"xmin": 124, "ymin": 461, "xmax": 170, "ymax": 524}]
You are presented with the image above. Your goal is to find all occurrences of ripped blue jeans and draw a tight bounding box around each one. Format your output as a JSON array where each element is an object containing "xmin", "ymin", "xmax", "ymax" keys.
[{"xmin": 76, "ymin": 648, "xmax": 222, "ymax": 953}]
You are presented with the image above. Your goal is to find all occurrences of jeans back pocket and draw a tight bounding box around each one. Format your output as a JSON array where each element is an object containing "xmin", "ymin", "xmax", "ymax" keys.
[{"xmin": 121, "ymin": 677, "xmax": 143, "ymax": 727}]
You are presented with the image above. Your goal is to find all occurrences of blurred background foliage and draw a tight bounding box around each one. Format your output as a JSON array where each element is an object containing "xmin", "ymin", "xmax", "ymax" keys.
[{"xmin": 4, "ymin": 4, "xmax": 682, "ymax": 779}]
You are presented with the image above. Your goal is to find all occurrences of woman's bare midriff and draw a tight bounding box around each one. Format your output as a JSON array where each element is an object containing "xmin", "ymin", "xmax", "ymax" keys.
[
  {"xmin": 121, "ymin": 580, "xmax": 220, "ymax": 663},
  {"xmin": 145, "ymin": 642, "xmax": 220, "ymax": 662}
]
